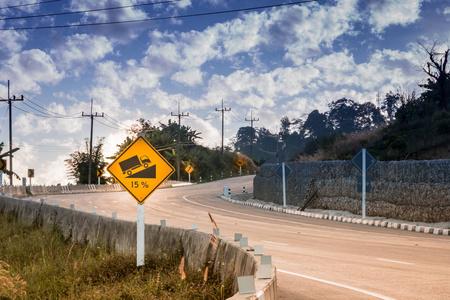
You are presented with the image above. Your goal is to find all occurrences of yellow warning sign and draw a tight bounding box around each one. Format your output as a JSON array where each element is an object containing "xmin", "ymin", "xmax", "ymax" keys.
[
  {"xmin": 107, "ymin": 136, "xmax": 175, "ymax": 204},
  {"xmin": 0, "ymin": 159, "xmax": 6, "ymax": 171},
  {"xmin": 236, "ymin": 159, "xmax": 243, "ymax": 167},
  {"xmin": 97, "ymin": 169, "xmax": 104, "ymax": 177},
  {"xmin": 185, "ymin": 165, "xmax": 194, "ymax": 174}
]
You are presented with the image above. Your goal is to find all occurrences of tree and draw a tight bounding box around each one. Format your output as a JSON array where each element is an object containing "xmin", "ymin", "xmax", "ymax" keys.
[
  {"xmin": 328, "ymin": 98, "xmax": 385, "ymax": 133},
  {"xmin": 381, "ymin": 91, "xmax": 402, "ymax": 121},
  {"xmin": 421, "ymin": 42, "xmax": 449, "ymax": 110},
  {"xmin": 327, "ymin": 98, "xmax": 360, "ymax": 133},
  {"xmin": 65, "ymin": 138, "xmax": 108, "ymax": 184},
  {"xmin": 233, "ymin": 126, "xmax": 255, "ymax": 155},
  {"xmin": 302, "ymin": 110, "xmax": 330, "ymax": 138}
]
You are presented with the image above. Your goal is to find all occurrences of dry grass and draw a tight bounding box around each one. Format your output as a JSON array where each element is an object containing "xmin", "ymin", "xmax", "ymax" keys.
[
  {"xmin": 0, "ymin": 213, "xmax": 232, "ymax": 299},
  {"xmin": 297, "ymin": 127, "xmax": 385, "ymax": 161}
]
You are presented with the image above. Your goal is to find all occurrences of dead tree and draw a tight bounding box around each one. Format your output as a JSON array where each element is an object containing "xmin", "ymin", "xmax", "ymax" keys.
[{"xmin": 421, "ymin": 42, "xmax": 449, "ymax": 110}]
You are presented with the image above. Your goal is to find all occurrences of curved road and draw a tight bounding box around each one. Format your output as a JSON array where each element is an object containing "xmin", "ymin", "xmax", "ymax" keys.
[{"xmin": 38, "ymin": 176, "xmax": 450, "ymax": 299}]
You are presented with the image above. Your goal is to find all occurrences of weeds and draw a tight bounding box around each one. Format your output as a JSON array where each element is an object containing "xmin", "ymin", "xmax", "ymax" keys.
[{"xmin": 0, "ymin": 213, "xmax": 232, "ymax": 299}]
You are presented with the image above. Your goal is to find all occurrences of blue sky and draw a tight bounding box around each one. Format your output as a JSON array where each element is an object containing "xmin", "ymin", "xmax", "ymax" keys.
[{"xmin": 0, "ymin": 0, "xmax": 448, "ymax": 185}]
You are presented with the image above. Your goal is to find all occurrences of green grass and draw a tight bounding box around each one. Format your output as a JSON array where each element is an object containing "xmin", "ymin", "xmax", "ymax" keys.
[{"xmin": 0, "ymin": 213, "xmax": 233, "ymax": 299}]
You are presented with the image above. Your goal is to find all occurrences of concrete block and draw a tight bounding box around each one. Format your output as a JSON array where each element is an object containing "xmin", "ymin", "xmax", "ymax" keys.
[
  {"xmin": 254, "ymin": 245, "xmax": 264, "ymax": 256},
  {"xmin": 235, "ymin": 233, "xmax": 242, "ymax": 242},
  {"xmin": 257, "ymin": 264, "xmax": 272, "ymax": 279},
  {"xmin": 240, "ymin": 237, "xmax": 248, "ymax": 247},
  {"xmin": 237, "ymin": 275, "xmax": 255, "ymax": 294},
  {"xmin": 261, "ymin": 255, "xmax": 272, "ymax": 265}
]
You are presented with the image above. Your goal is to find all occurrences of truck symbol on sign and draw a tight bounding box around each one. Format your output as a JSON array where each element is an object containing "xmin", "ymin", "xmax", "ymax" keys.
[{"xmin": 119, "ymin": 155, "xmax": 151, "ymax": 175}]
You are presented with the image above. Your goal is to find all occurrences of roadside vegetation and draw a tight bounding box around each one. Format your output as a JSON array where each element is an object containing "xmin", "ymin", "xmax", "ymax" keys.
[
  {"xmin": 0, "ymin": 213, "xmax": 232, "ymax": 299},
  {"xmin": 232, "ymin": 42, "xmax": 450, "ymax": 163}
]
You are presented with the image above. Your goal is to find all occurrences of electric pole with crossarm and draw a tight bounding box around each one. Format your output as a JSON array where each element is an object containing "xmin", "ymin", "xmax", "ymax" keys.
[
  {"xmin": 171, "ymin": 103, "xmax": 189, "ymax": 181},
  {"xmin": 82, "ymin": 99, "xmax": 104, "ymax": 185},
  {"xmin": 245, "ymin": 110, "xmax": 259, "ymax": 159},
  {"xmin": 0, "ymin": 80, "xmax": 23, "ymax": 185},
  {"xmin": 215, "ymin": 99, "xmax": 231, "ymax": 155}
]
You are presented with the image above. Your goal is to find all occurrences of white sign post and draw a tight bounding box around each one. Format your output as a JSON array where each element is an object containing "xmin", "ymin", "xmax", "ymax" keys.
[{"xmin": 137, "ymin": 203, "xmax": 145, "ymax": 267}]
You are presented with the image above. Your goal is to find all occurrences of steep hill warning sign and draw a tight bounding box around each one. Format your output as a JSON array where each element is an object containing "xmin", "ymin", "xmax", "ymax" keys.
[{"xmin": 107, "ymin": 136, "xmax": 175, "ymax": 204}]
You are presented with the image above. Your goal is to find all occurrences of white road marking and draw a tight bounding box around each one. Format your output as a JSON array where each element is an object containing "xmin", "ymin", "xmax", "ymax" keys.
[
  {"xmin": 171, "ymin": 202, "xmax": 180, "ymax": 206},
  {"xmin": 278, "ymin": 269, "xmax": 396, "ymax": 300},
  {"xmin": 261, "ymin": 240, "xmax": 288, "ymax": 246},
  {"xmin": 377, "ymin": 258, "xmax": 415, "ymax": 265}
]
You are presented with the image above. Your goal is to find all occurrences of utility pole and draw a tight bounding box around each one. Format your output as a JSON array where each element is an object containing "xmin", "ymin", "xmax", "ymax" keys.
[
  {"xmin": 171, "ymin": 103, "xmax": 189, "ymax": 181},
  {"xmin": 82, "ymin": 99, "xmax": 104, "ymax": 185},
  {"xmin": 245, "ymin": 110, "xmax": 259, "ymax": 158},
  {"xmin": 0, "ymin": 80, "xmax": 23, "ymax": 185},
  {"xmin": 215, "ymin": 99, "xmax": 231, "ymax": 155}
]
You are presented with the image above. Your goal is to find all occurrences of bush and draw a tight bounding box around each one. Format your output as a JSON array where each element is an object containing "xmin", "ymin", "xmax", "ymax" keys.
[{"xmin": 432, "ymin": 110, "xmax": 450, "ymax": 135}]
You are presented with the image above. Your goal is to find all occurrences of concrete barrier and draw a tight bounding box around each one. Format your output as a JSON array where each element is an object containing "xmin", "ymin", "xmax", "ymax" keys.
[
  {"xmin": 0, "ymin": 181, "xmax": 186, "ymax": 197},
  {"xmin": 0, "ymin": 196, "xmax": 276, "ymax": 299}
]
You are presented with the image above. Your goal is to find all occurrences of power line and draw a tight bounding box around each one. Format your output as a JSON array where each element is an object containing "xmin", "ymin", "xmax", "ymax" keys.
[
  {"xmin": 94, "ymin": 118, "xmax": 123, "ymax": 131},
  {"xmin": 0, "ymin": 106, "xmax": 9, "ymax": 135},
  {"xmin": 0, "ymin": 0, "xmax": 180, "ymax": 21},
  {"xmin": 24, "ymin": 96, "xmax": 78, "ymax": 117},
  {"xmin": 0, "ymin": 0, "xmax": 61, "ymax": 11},
  {"xmin": 13, "ymin": 103, "xmax": 82, "ymax": 119},
  {"xmin": 0, "ymin": 0, "xmax": 318, "ymax": 31},
  {"xmin": 104, "ymin": 113, "xmax": 133, "ymax": 130}
]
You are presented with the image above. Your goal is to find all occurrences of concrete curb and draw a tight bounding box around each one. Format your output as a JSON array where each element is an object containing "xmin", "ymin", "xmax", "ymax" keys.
[{"xmin": 221, "ymin": 195, "xmax": 450, "ymax": 236}]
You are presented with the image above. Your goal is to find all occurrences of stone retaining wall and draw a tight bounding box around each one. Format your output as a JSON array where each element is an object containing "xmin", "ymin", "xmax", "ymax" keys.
[{"xmin": 254, "ymin": 160, "xmax": 450, "ymax": 222}]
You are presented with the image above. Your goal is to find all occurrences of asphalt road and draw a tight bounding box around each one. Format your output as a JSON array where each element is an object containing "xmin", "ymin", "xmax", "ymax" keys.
[{"xmin": 38, "ymin": 176, "xmax": 450, "ymax": 299}]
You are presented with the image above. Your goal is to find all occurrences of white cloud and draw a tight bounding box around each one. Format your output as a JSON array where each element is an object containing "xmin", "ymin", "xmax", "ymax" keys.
[
  {"xmin": 51, "ymin": 34, "xmax": 114, "ymax": 76},
  {"xmin": 0, "ymin": 49, "xmax": 64, "ymax": 94},
  {"xmin": 367, "ymin": 0, "xmax": 424, "ymax": 34},
  {"xmin": 68, "ymin": 0, "xmax": 151, "ymax": 42},
  {"xmin": 171, "ymin": 68, "xmax": 204, "ymax": 86},
  {"xmin": 0, "ymin": 30, "xmax": 28, "ymax": 59},
  {"xmin": 89, "ymin": 59, "xmax": 161, "ymax": 115},
  {"xmin": 14, "ymin": 101, "xmax": 84, "ymax": 136}
]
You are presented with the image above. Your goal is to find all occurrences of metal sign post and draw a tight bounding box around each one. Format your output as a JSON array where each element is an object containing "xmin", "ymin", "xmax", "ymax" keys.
[
  {"xmin": 185, "ymin": 165, "xmax": 194, "ymax": 183},
  {"xmin": 351, "ymin": 148, "xmax": 376, "ymax": 220},
  {"xmin": 362, "ymin": 149, "xmax": 366, "ymax": 220},
  {"xmin": 275, "ymin": 163, "xmax": 293, "ymax": 209},
  {"xmin": 282, "ymin": 162, "xmax": 287, "ymax": 209}
]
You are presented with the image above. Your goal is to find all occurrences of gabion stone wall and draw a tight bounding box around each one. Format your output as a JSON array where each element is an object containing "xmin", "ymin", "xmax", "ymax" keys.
[{"xmin": 253, "ymin": 160, "xmax": 450, "ymax": 223}]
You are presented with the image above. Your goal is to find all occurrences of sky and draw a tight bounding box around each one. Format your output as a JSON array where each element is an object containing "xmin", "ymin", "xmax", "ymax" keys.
[{"xmin": 0, "ymin": 0, "xmax": 448, "ymax": 186}]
